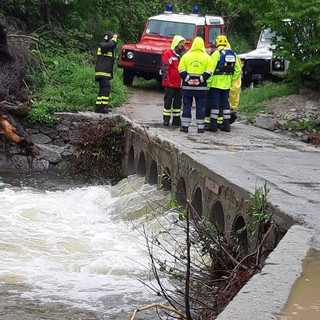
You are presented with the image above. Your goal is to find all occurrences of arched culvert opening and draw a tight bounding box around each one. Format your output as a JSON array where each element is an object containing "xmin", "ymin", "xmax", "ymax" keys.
[
  {"xmin": 162, "ymin": 167, "xmax": 171, "ymax": 192},
  {"xmin": 127, "ymin": 146, "xmax": 135, "ymax": 175},
  {"xmin": 137, "ymin": 152, "xmax": 146, "ymax": 176},
  {"xmin": 149, "ymin": 160, "xmax": 158, "ymax": 185},
  {"xmin": 234, "ymin": 215, "xmax": 249, "ymax": 254},
  {"xmin": 191, "ymin": 187, "xmax": 203, "ymax": 218},
  {"xmin": 176, "ymin": 177, "xmax": 187, "ymax": 210},
  {"xmin": 210, "ymin": 200, "xmax": 225, "ymax": 233}
]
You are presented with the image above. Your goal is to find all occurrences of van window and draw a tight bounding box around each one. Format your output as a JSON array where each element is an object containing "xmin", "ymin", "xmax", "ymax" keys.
[
  {"xmin": 209, "ymin": 27, "xmax": 221, "ymax": 44},
  {"xmin": 146, "ymin": 19, "xmax": 196, "ymax": 39}
]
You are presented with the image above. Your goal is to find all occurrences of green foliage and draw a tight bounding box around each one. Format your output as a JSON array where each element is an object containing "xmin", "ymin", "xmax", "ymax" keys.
[
  {"xmin": 227, "ymin": 31, "xmax": 254, "ymax": 55},
  {"xmin": 239, "ymin": 82, "xmax": 299, "ymax": 121},
  {"xmin": 233, "ymin": 0, "xmax": 320, "ymax": 90},
  {"xmin": 3, "ymin": 0, "xmax": 318, "ymax": 120},
  {"xmin": 166, "ymin": 194, "xmax": 187, "ymax": 221},
  {"xmin": 283, "ymin": 117, "xmax": 317, "ymax": 132},
  {"xmin": 239, "ymin": 182, "xmax": 270, "ymax": 238},
  {"xmin": 28, "ymin": 101, "xmax": 58, "ymax": 125},
  {"xmin": 295, "ymin": 120, "xmax": 317, "ymax": 131},
  {"xmin": 27, "ymin": 50, "xmax": 128, "ymax": 124}
]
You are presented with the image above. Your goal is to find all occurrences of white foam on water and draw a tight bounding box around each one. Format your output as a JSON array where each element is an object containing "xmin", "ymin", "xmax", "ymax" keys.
[{"xmin": 0, "ymin": 175, "xmax": 171, "ymax": 315}]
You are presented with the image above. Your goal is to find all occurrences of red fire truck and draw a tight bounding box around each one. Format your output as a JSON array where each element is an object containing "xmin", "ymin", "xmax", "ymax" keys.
[{"xmin": 118, "ymin": 5, "xmax": 224, "ymax": 85}]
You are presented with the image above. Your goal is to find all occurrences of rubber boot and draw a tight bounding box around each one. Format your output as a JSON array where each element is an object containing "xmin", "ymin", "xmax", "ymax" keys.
[
  {"xmin": 217, "ymin": 116, "xmax": 223, "ymax": 130},
  {"xmin": 230, "ymin": 112, "xmax": 237, "ymax": 124},
  {"xmin": 180, "ymin": 126, "xmax": 188, "ymax": 133},
  {"xmin": 221, "ymin": 119, "xmax": 230, "ymax": 132},
  {"xmin": 172, "ymin": 117, "xmax": 181, "ymax": 126},
  {"xmin": 204, "ymin": 117, "xmax": 211, "ymax": 131},
  {"xmin": 95, "ymin": 105, "xmax": 110, "ymax": 114},
  {"xmin": 210, "ymin": 119, "xmax": 218, "ymax": 132},
  {"xmin": 163, "ymin": 116, "xmax": 170, "ymax": 126}
]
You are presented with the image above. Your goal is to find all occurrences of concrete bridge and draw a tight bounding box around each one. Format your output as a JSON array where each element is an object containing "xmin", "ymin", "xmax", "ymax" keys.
[
  {"xmin": 1, "ymin": 86, "xmax": 318, "ymax": 318},
  {"xmin": 116, "ymin": 87, "xmax": 320, "ymax": 319}
]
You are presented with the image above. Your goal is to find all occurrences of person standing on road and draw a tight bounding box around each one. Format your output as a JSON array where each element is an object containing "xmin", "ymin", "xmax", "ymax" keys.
[
  {"xmin": 94, "ymin": 31, "xmax": 118, "ymax": 114},
  {"xmin": 228, "ymin": 40, "xmax": 242, "ymax": 125},
  {"xmin": 161, "ymin": 35, "xmax": 186, "ymax": 126},
  {"xmin": 207, "ymin": 35, "xmax": 241, "ymax": 132},
  {"xmin": 178, "ymin": 36, "xmax": 213, "ymax": 133},
  {"xmin": 206, "ymin": 39, "xmax": 242, "ymax": 130}
]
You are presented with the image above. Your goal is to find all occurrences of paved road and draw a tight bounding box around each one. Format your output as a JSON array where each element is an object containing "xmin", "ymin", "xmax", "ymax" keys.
[{"xmin": 116, "ymin": 86, "xmax": 320, "ymax": 248}]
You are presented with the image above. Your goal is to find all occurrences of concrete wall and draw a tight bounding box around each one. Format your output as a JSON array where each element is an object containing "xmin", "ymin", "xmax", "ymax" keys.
[{"xmin": 122, "ymin": 121, "xmax": 293, "ymax": 249}]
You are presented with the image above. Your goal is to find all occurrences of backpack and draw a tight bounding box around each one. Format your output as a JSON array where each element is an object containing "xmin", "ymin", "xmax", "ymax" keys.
[{"xmin": 214, "ymin": 49, "xmax": 236, "ymax": 75}]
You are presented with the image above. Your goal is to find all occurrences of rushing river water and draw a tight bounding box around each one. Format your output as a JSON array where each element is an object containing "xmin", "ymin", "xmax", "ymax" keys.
[{"xmin": 0, "ymin": 172, "xmax": 176, "ymax": 319}]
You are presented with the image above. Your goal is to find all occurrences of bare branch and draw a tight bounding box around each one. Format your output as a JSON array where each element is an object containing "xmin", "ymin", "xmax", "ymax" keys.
[
  {"xmin": 130, "ymin": 303, "xmax": 187, "ymax": 320},
  {"xmin": 7, "ymin": 34, "xmax": 39, "ymax": 42}
]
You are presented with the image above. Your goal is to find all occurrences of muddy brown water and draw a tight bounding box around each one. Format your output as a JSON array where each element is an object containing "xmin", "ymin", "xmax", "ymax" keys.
[{"xmin": 278, "ymin": 249, "xmax": 320, "ymax": 320}]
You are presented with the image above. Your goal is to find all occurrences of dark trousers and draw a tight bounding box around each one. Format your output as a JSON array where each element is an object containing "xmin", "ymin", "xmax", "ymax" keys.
[
  {"xmin": 96, "ymin": 78, "xmax": 111, "ymax": 108},
  {"xmin": 181, "ymin": 89, "xmax": 207, "ymax": 129},
  {"xmin": 208, "ymin": 87, "xmax": 230, "ymax": 120},
  {"xmin": 163, "ymin": 87, "xmax": 182, "ymax": 124}
]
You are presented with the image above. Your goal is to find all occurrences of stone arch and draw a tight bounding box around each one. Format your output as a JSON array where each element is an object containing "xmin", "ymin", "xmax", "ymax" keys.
[
  {"xmin": 233, "ymin": 215, "xmax": 249, "ymax": 253},
  {"xmin": 127, "ymin": 145, "xmax": 135, "ymax": 174},
  {"xmin": 137, "ymin": 151, "xmax": 146, "ymax": 176},
  {"xmin": 176, "ymin": 177, "xmax": 187, "ymax": 209},
  {"xmin": 162, "ymin": 167, "xmax": 171, "ymax": 191},
  {"xmin": 148, "ymin": 160, "xmax": 158, "ymax": 185},
  {"xmin": 191, "ymin": 186, "xmax": 203, "ymax": 217},
  {"xmin": 210, "ymin": 200, "xmax": 225, "ymax": 232}
]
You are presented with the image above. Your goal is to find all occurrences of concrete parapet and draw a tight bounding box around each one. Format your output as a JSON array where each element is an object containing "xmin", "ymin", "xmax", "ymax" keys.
[{"xmin": 216, "ymin": 225, "xmax": 314, "ymax": 320}]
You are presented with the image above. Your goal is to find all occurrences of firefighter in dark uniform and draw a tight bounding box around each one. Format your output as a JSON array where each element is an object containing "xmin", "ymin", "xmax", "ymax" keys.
[{"xmin": 94, "ymin": 31, "xmax": 118, "ymax": 113}]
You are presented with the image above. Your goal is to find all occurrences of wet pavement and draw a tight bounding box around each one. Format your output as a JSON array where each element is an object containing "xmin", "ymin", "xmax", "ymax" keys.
[{"xmin": 115, "ymin": 86, "xmax": 320, "ymax": 248}]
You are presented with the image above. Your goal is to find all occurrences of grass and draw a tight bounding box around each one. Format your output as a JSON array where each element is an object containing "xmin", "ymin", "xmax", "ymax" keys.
[
  {"xmin": 239, "ymin": 82, "xmax": 298, "ymax": 122},
  {"xmin": 28, "ymin": 52, "xmax": 128, "ymax": 124},
  {"xmin": 28, "ymin": 48, "xmax": 298, "ymax": 127}
]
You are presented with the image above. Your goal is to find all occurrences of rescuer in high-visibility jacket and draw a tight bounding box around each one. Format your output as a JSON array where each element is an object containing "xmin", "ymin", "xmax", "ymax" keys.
[
  {"xmin": 207, "ymin": 35, "xmax": 241, "ymax": 132},
  {"xmin": 205, "ymin": 40, "xmax": 242, "ymax": 130},
  {"xmin": 94, "ymin": 31, "xmax": 118, "ymax": 113},
  {"xmin": 161, "ymin": 35, "xmax": 186, "ymax": 126},
  {"xmin": 178, "ymin": 37, "xmax": 214, "ymax": 133}
]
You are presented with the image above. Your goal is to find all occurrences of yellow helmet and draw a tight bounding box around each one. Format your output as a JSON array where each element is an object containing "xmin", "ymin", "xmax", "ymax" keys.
[{"xmin": 215, "ymin": 35, "xmax": 228, "ymax": 46}]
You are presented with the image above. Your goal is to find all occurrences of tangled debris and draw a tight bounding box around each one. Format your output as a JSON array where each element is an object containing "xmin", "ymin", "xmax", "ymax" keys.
[{"xmin": 0, "ymin": 18, "xmax": 39, "ymax": 159}]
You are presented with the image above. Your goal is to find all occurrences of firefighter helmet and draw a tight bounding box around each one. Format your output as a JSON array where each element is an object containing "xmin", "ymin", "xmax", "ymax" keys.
[
  {"xmin": 215, "ymin": 35, "xmax": 228, "ymax": 46},
  {"xmin": 104, "ymin": 31, "xmax": 115, "ymax": 40}
]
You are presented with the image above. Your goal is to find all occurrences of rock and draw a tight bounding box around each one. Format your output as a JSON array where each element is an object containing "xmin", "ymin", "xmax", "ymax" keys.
[
  {"xmin": 253, "ymin": 114, "xmax": 278, "ymax": 131},
  {"xmin": 253, "ymin": 90, "xmax": 320, "ymax": 146}
]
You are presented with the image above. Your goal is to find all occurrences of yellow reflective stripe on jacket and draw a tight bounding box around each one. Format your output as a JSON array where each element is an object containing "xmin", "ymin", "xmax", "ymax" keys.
[
  {"xmin": 95, "ymin": 71, "xmax": 112, "ymax": 77},
  {"xmin": 97, "ymin": 48, "xmax": 113, "ymax": 57}
]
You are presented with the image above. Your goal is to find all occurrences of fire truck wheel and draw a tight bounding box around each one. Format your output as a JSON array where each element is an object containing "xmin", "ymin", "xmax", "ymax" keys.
[{"xmin": 123, "ymin": 70, "xmax": 134, "ymax": 86}]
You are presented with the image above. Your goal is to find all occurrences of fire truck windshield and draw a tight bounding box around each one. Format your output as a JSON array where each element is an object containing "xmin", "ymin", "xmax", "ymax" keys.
[{"xmin": 145, "ymin": 19, "xmax": 195, "ymax": 39}]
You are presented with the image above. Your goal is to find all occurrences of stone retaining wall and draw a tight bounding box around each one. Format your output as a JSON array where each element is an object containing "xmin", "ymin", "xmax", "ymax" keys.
[{"xmin": 0, "ymin": 112, "xmax": 114, "ymax": 172}]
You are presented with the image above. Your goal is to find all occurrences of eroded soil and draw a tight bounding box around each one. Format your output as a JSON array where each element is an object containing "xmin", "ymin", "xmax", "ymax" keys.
[{"xmin": 256, "ymin": 90, "xmax": 320, "ymax": 146}]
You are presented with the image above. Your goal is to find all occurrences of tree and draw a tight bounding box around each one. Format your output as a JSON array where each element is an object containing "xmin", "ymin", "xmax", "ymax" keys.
[{"xmin": 233, "ymin": 0, "xmax": 320, "ymax": 89}]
